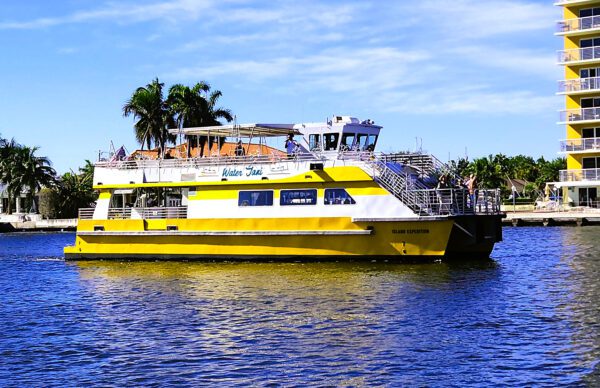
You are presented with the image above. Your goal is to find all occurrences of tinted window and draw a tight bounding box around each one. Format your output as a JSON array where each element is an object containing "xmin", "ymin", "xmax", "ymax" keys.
[
  {"xmin": 280, "ymin": 189, "xmax": 317, "ymax": 206},
  {"xmin": 324, "ymin": 189, "xmax": 356, "ymax": 205},
  {"xmin": 324, "ymin": 133, "xmax": 340, "ymax": 151},
  {"xmin": 309, "ymin": 134, "xmax": 321, "ymax": 151},
  {"xmin": 238, "ymin": 191, "xmax": 273, "ymax": 206},
  {"xmin": 340, "ymin": 133, "xmax": 355, "ymax": 150}
]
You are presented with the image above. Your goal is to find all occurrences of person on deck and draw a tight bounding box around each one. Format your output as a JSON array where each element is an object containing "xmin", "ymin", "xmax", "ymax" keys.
[
  {"xmin": 285, "ymin": 134, "xmax": 299, "ymax": 159},
  {"xmin": 235, "ymin": 140, "xmax": 245, "ymax": 156}
]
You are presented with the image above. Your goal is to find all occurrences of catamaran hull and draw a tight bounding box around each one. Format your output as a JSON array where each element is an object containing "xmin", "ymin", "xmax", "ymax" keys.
[{"xmin": 64, "ymin": 215, "xmax": 503, "ymax": 261}]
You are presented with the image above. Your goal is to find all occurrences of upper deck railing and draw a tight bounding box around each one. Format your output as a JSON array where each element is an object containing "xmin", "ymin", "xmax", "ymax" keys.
[
  {"xmin": 557, "ymin": 15, "xmax": 600, "ymax": 34},
  {"xmin": 558, "ymin": 46, "xmax": 600, "ymax": 64},
  {"xmin": 558, "ymin": 76, "xmax": 600, "ymax": 93}
]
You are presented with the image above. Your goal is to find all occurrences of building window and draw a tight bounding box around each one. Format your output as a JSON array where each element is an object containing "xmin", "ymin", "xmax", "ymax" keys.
[
  {"xmin": 238, "ymin": 190, "xmax": 273, "ymax": 206},
  {"xmin": 582, "ymin": 127, "xmax": 600, "ymax": 138},
  {"xmin": 582, "ymin": 156, "xmax": 600, "ymax": 169},
  {"xmin": 324, "ymin": 188, "xmax": 356, "ymax": 205},
  {"xmin": 280, "ymin": 189, "xmax": 317, "ymax": 206}
]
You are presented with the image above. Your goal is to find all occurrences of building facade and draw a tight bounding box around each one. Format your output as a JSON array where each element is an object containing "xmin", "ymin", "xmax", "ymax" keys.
[{"xmin": 557, "ymin": 0, "xmax": 600, "ymax": 207}]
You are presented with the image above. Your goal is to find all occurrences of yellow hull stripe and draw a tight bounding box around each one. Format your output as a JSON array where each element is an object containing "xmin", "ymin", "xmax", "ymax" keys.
[{"xmin": 65, "ymin": 218, "xmax": 454, "ymax": 257}]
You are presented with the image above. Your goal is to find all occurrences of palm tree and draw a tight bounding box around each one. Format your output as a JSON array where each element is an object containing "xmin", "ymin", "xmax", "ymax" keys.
[
  {"xmin": 11, "ymin": 146, "xmax": 57, "ymax": 213},
  {"xmin": 123, "ymin": 78, "xmax": 176, "ymax": 157},
  {"xmin": 167, "ymin": 82, "xmax": 233, "ymax": 157},
  {"xmin": 0, "ymin": 138, "xmax": 21, "ymax": 214},
  {"xmin": 57, "ymin": 170, "xmax": 95, "ymax": 218}
]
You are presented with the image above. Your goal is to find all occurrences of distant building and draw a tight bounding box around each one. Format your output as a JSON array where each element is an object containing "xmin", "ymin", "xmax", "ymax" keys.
[
  {"xmin": 557, "ymin": 0, "xmax": 600, "ymax": 207},
  {"xmin": 0, "ymin": 183, "xmax": 32, "ymax": 214}
]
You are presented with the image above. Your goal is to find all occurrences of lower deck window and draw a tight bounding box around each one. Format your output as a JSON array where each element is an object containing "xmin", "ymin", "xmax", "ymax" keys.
[
  {"xmin": 239, "ymin": 190, "xmax": 273, "ymax": 206},
  {"xmin": 280, "ymin": 189, "xmax": 317, "ymax": 205},
  {"xmin": 324, "ymin": 188, "xmax": 356, "ymax": 205}
]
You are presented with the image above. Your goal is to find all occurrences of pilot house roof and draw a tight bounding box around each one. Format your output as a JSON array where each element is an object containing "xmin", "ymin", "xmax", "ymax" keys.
[{"xmin": 168, "ymin": 124, "xmax": 301, "ymax": 138}]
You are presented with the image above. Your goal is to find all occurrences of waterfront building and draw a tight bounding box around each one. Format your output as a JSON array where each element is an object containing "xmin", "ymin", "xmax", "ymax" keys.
[{"xmin": 557, "ymin": 0, "xmax": 600, "ymax": 207}]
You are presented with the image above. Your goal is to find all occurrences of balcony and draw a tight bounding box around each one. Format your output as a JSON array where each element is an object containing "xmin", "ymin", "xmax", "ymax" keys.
[
  {"xmin": 555, "ymin": 0, "xmax": 600, "ymax": 6},
  {"xmin": 558, "ymin": 46, "xmax": 600, "ymax": 65},
  {"xmin": 559, "ymin": 107, "xmax": 600, "ymax": 124},
  {"xmin": 556, "ymin": 15, "xmax": 600, "ymax": 36},
  {"xmin": 560, "ymin": 168, "xmax": 600, "ymax": 182},
  {"xmin": 560, "ymin": 137, "xmax": 600, "ymax": 152},
  {"xmin": 558, "ymin": 76, "xmax": 600, "ymax": 94}
]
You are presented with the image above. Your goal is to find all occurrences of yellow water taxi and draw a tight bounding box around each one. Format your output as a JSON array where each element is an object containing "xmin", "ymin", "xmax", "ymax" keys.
[{"xmin": 64, "ymin": 116, "xmax": 503, "ymax": 260}]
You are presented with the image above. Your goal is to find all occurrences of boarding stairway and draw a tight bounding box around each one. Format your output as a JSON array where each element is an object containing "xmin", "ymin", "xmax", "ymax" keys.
[
  {"xmin": 366, "ymin": 158, "xmax": 435, "ymax": 216},
  {"xmin": 365, "ymin": 155, "xmax": 498, "ymax": 216}
]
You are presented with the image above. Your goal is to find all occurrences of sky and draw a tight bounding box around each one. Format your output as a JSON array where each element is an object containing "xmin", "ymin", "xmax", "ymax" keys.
[{"xmin": 0, "ymin": 0, "xmax": 563, "ymax": 173}]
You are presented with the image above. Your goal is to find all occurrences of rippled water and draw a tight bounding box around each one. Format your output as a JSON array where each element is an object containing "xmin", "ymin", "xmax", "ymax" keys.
[{"xmin": 0, "ymin": 228, "xmax": 599, "ymax": 386}]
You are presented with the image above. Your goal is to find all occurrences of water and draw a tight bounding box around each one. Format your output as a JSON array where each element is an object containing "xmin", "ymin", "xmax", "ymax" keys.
[{"xmin": 0, "ymin": 228, "xmax": 599, "ymax": 386}]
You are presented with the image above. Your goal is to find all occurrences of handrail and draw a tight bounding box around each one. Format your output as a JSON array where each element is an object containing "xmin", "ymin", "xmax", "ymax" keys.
[
  {"xmin": 558, "ymin": 76, "xmax": 600, "ymax": 93},
  {"xmin": 559, "ymin": 107, "xmax": 600, "ymax": 123},
  {"xmin": 95, "ymin": 151, "xmax": 383, "ymax": 170},
  {"xmin": 557, "ymin": 15, "xmax": 600, "ymax": 33}
]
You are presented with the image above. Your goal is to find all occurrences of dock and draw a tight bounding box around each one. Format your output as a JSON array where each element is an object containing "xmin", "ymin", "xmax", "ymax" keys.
[
  {"xmin": 503, "ymin": 211, "xmax": 600, "ymax": 227},
  {"xmin": 0, "ymin": 214, "xmax": 76, "ymax": 232}
]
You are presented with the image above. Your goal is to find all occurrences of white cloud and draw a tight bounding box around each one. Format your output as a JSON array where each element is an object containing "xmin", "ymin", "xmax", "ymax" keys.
[
  {"xmin": 0, "ymin": 0, "xmax": 215, "ymax": 29},
  {"xmin": 403, "ymin": 0, "xmax": 559, "ymax": 39}
]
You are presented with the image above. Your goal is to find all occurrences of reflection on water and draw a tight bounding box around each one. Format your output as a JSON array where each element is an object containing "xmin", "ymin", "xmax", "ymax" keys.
[{"xmin": 0, "ymin": 230, "xmax": 599, "ymax": 385}]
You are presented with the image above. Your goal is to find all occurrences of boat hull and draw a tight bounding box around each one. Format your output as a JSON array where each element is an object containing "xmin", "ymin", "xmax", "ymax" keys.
[{"xmin": 64, "ymin": 215, "xmax": 503, "ymax": 261}]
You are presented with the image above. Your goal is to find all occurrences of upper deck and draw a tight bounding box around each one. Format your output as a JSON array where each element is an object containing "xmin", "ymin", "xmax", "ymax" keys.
[{"xmin": 93, "ymin": 116, "xmax": 382, "ymax": 187}]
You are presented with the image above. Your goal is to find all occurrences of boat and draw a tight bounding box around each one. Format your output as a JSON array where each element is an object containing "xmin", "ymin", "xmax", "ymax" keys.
[{"xmin": 64, "ymin": 115, "xmax": 503, "ymax": 261}]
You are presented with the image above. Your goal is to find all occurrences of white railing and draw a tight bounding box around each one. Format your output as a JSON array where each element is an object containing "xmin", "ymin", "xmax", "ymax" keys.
[
  {"xmin": 558, "ymin": 76, "xmax": 600, "ymax": 93},
  {"xmin": 78, "ymin": 207, "xmax": 188, "ymax": 220},
  {"xmin": 78, "ymin": 208, "xmax": 95, "ymax": 219},
  {"xmin": 95, "ymin": 151, "xmax": 379, "ymax": 170},
  {"xmin": 557, "ymin": 15, "xmax": 600, "ymax": 33},
  {"xmin": 558, "ymin": 46, "xmax": 600, "ymax": 64},
  {"xmin": 560, "ymin": 137, "xmax": 600, "ymax": 152},
  {"xmin": 559, "ymin": 107, "xmax": 600, "ymax": 123},
  {"xmin": 408, "ymin": 188, "xmax": 502, "ymax": 216},
  {"xmin": 560, "ymin": 168, "xmax": 600, "ymax": 181},
  {"xmin": 133, "ymin": 207, "xmax": 187, "ymax": 219}
]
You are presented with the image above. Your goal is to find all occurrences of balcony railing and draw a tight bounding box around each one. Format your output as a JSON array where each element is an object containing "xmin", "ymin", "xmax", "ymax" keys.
[
  {"xmin": 560, "ymin": 137, "xmax": 600, "ymax": 152},
  {"xmin": 555, "ymin": 0, "xmax": 600, "ymax": 5},
  {"xmin": 560, "ymin": 168, "xmax": 600, "ymax": 181},
  {"xmin": 557, "ymin": 15, "xmax": 600, "ymax": 33},
  {"xmin": 559, "ymin": 107, "xmax": 600, "ymax": 123},
  {"xmin": 558, "ymin": 46, "xmax": 600, "ymax": 64},
  {"xmin": 558, "ymin": 76, "xmax": 600, "ymax": 93}
]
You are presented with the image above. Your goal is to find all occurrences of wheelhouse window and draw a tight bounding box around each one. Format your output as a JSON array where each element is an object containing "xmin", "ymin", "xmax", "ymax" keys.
[
  {"xmin": 340, "ymin": 133, "xmax": 355, "ymax": 151},
  {"xmin": 309, "ymin": 134, "xmax": 321, "ymax": 151},
  {"xmin": 280, "ymin": 189, "xmax": 317, "ymax": 206},
  {"xmin": 356, "ymin": 134, "xmax": 378, "ymax": 151},
  {"xmin": 324, "ymin": 189, "xmax": 356, "ymax": 205},
  {"xmin": 324, "ymin": 133, "xmax": 340, "ymax": 151},
  {"xmin": 239, "ymin": 190, "xmax": 273, "ymax": 206}
]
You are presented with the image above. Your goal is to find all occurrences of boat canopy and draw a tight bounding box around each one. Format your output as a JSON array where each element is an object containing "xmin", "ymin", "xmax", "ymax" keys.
[{"xmin": 168, "ymin": 124, "xmax": 301, "ymax": 138}]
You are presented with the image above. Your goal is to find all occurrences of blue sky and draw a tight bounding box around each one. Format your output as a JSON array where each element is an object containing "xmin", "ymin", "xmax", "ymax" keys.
[{"xmin": 0, "ymin": 0, "xmax": 562, "ymax": 173}]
